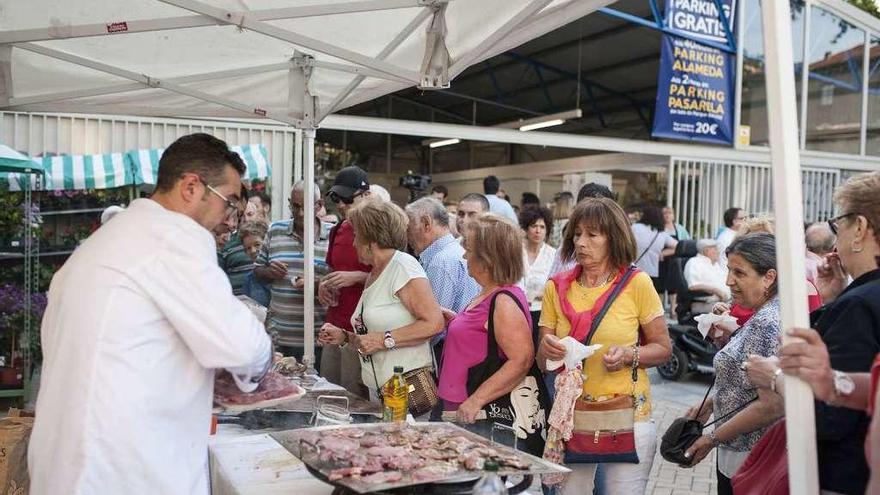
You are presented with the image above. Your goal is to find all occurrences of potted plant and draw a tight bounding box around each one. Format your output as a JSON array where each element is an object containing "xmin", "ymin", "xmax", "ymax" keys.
[{"xmin": 0, "ymin": 284, "xmax": 47, "ymax": 387}]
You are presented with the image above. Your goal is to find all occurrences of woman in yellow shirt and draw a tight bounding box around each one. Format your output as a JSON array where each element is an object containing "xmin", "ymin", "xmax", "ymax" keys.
[{"xmin": 537, "ymin": 197, "xmax": 671, "ymax": 495}]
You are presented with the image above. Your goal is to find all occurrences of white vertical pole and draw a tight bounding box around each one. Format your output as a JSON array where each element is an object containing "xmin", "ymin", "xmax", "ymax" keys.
[
  {"xmin": 302, "ymin": 128, "xmax": 316, "ymax": 372},
  {"xmin": 733, "ymin": 0, "xmax": 745, "ymax": 149},
  {"xmin": 861, "ymin": 31, "xmax": 869, "ymax": 157},
  {"xmin": 799, "ymin": 0, "xmax": 812, "ymax": 150},
  {"xmin": 294, "ymin": 129, "xmax": 303, "ymax": 183},
  {"xmin": 761, "ymin": 0, "xmax": 819, "ymax": 493}
]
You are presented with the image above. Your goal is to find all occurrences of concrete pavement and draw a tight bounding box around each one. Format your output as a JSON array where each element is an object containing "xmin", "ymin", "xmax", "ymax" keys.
[{"xmin": 647, "ymin": 369, "xmax": 717, "ymax": 495}]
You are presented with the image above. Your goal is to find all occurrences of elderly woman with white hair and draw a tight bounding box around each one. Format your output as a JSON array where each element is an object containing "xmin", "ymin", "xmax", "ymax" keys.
[{"xmin": 683, "ymin": 238, "xmax": 730, "ymax": 313}]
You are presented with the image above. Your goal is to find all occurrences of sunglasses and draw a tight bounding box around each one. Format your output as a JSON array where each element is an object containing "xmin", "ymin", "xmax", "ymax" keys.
[
  {"xmin": 329, "ymin": 190, "xmax": 364, "ymax": 205},
  {"xmin": 828, "ymin": 212, "xmax": 857, "ymax": 235}
]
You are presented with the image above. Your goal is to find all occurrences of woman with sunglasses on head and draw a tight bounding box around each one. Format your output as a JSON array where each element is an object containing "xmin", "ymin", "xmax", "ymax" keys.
[
  {"xmin": 316, "ymin": 166, "xmax": 374, "ymax": 398},
  {"xmin": 745, "ymin": 172, "xmax": 880, "ymax": 495},
  {"xmin": 318, "ymin": 198, "xmax": 444, "ymax": 402}
]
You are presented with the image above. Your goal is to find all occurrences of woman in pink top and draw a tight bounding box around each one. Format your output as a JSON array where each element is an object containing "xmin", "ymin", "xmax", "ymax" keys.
[{"xmin": 438, "ymin": 213, "xmax": 547, "ymax": 455}]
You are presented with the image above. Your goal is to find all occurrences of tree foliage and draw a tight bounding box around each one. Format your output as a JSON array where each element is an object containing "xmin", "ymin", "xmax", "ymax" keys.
[{"xmin": 847, "ymin": 0, "xmax": 880, "ymax": 19}]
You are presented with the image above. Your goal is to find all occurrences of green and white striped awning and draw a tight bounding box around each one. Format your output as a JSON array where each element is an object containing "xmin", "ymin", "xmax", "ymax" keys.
[
  {"xmin": 128, "ymin": 144, "xmax": 272, "ymax": 185},
  {"xmin": 42, "ymin": 153, "xmax": 133, "ymax": 190},
  {"xmin": 2, "ymin": 144, "xmax": 271, "ymax": 191},
  {"xmin": 4, "ymin": 153, "xmax": 130, "ymax": 191}
]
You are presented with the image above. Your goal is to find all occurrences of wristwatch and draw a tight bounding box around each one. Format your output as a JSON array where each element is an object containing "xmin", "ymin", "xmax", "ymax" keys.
[
  {"xmin": 830, "ymin": 370, "xmax": 855, "ymax": 404},
  {"xmin": 383, "ymin": 331, "xmax": 396, "ymax": 350},
  {"xmin": 339, "ymin": 331, "xmax": 350, "ymax": 349}
]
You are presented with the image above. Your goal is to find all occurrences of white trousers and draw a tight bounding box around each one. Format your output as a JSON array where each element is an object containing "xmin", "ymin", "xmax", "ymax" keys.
[{"xmin": 560, "ymin": 421, "xmax": 657, "ymax": 495}]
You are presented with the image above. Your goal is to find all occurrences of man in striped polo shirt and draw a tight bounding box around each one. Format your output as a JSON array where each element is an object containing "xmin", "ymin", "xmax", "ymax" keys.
[{"xmin": 254, "ymin": 180, "xmax": 329, "ymax": 360}]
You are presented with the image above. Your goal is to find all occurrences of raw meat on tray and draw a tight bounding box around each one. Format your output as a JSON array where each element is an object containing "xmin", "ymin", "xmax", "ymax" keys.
[{"xmin": 213, "ymin": 370, "xmax": 304, "ymax": 407}]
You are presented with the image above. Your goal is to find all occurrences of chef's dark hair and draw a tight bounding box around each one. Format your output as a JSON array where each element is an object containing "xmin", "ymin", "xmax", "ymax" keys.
[{"xmin": 155, "ymin": 133, "xmax": 246, "ymax": 192}]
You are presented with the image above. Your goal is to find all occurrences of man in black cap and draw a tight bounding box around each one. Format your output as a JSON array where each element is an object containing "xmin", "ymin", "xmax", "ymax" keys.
[{"xmin": 318, "ymin": 166, "xmax": 373, "ymax": 397}]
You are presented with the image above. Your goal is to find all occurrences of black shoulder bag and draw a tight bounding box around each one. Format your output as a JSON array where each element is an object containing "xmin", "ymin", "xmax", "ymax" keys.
[{"xmin": 466, "ymin": 290, "xmax": 550, "ymax": 456}]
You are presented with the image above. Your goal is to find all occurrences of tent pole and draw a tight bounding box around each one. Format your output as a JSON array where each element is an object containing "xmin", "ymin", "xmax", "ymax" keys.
[
  {"xmin": 302, "ymin": 128, "xmax": 316, "ymax": 372},
  {"xmin": 761, "ymin": 0, "xmax": 819, "ymax": 493}
]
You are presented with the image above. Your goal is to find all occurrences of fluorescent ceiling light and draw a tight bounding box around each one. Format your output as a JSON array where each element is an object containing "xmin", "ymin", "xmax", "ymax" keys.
[
  {"xmin": 519, "ymin": 119, "xmax": 565, "ymax": 132},
  {"xmin": 496, "ymin": 108, "xmax": 583, "ymax": 132},
  {"xmin": 427, "ymin": 138, "xmax": 460, "ymax": 148}
]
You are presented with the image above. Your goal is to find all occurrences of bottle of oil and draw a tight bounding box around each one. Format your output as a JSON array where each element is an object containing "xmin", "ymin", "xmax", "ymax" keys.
[{"xmin": 382, "ymin": 366, "xmax": 408, "ymax": 422}]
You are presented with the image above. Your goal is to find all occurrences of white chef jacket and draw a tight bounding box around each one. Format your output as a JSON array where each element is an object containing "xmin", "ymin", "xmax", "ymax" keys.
[{"xmin": 28, "ymin": 198, "xmax": 272, "ymax": 495}]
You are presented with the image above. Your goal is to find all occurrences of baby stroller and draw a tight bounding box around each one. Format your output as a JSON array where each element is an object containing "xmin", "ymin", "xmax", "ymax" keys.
[{"xmin": 656, "ymin": 240, "xmax": 719, "ymax": 381}]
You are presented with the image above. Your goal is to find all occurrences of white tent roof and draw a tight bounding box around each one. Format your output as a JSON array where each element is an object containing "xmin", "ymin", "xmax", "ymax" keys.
[{"xmin": 0, "ymin": 0, "xmax": 611, "ymax": 127}]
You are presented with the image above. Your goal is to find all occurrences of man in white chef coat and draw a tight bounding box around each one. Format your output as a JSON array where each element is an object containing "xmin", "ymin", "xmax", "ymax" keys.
[{"xmin": 28, "ymin": 133, "xmax": 273, "ymax": 495}]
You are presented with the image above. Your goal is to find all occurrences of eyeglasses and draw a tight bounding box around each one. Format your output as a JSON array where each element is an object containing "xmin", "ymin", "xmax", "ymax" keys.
[
  {"xmin": 197, "ymin": 176, "xmax": 240, "ymax": 219},
  {"xmin": 828, "ymin": 212, "xmax": 857, "ymax": 235}
]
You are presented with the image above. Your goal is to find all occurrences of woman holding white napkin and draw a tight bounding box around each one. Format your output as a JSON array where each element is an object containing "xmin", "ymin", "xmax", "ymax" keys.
[{"xmin": 536, "ymin": 197, "xmax": 671, "ymax": 495}]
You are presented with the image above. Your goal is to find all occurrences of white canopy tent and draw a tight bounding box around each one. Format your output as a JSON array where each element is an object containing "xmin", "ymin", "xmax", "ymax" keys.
[
  {"xmin": 0, "ymin": 0, "xmax": 820, "ymax": 492},
  {"xmin": 0, "ymin": 0, "xmax": 615, "ymax": 370}
]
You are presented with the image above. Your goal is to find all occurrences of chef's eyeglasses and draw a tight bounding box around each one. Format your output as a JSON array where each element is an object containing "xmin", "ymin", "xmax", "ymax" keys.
[
  {"xmin": 196, "ymin": 175, "xmax": 240, "ymax": 219},
  {"xmin": 828, "ymin": 212, "xmax": 857, "ymax": 235}
]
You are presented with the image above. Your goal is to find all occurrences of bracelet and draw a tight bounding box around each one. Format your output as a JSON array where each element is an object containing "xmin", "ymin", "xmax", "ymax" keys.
[
  {"xmin": 770, "ymin": 368, "xmax": 783, "ymax": 393},
  {"xmin": 630, "ymin": 345, "xmax": 640, "ymax": 368},
  {"xmin": 630, "ymin": 345, "xmax": 640, "ymax": 381}
]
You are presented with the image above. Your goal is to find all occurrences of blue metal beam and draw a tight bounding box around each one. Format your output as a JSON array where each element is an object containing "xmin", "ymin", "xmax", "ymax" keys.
[
  {"xmin": 532, "ymin": 65, "xmax": 555, "ymax": 111},
  {"xmin": 484, "ymin": 61, "xmax": 506, "ymax": 103},
  {"xmin": 598, "ymin": 5, "xmax": 736, "ymax": 54},
  {"xmin": 711, "ymin": 0, "xmax": 736, "ymax": 51},
  {"xmin": 583, "ymin": 84, "xmax": 608, "ymax": 128},
  {"xmin": 647, "ymin": 0, "xmax": 663, "ymax": 25},
  {"xmin": 504, "ymin": 52, "xmax": 652, "ymax": 112}
]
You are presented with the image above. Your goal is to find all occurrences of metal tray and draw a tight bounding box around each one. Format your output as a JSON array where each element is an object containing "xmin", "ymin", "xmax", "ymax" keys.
[{"xmin": 270, "ymin": 422, "xmax": 569, "ymax": 494}]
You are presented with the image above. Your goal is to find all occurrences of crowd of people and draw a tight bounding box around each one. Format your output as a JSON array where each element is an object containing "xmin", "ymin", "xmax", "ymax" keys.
[
  {"xmin": 28, "ymin": 131, "xmax": 880, "ymax": 495},
  {"xmin": 205, "ymin": 162, "xmax": 880, "ymax": 494}
]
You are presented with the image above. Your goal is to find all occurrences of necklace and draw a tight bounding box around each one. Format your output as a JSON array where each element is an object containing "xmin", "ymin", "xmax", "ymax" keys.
[{"xmin": 578, "ymin": 271, "xmax": 613, "ymax": 289}]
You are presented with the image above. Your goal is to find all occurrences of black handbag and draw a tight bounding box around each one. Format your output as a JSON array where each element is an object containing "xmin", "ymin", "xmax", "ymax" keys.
[
  {"xmin": 466, "ymin": 290, "xmax": 550, "ymax": 457},
  {"xmin": 660, "ymin": 380, "xmax": 756, "ymax": 466}
]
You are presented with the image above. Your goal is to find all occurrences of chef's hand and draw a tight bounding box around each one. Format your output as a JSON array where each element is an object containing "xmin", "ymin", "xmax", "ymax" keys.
[
  {"xmin": 456, "ymin": 396, "xmax": 484, "ymax": 424},
  {"xmin": 318, "ymin": 323, "xmax": 347, "ymax": 346},
  {"xmin": 537, "ymin": 334, "xmax": 567, "ymax": 369},
  {"xmin": 684, "ymin": 435, "xmax": 714, "ymax": 466},
  {"xmin": 745, "ymin": 355, "xmax": 781, "ymax": 390},
  {"xmin": 264, "ymin": 260, "xmax": 289, "ymax": 280},
  {"xmin": 685, "ymin": 400, "xmax": 713, "ymax": 425},
  {"xmin": 353, "ymin": 332, "xmax": 385, "ymax": 356},
  {"xmin": 322, "ymin": 271, "xmax": 365, "ymax": 290},
  {"xmin": 602, "ymin": 345, "xmax": 632, "ymax": 372},
  {"xmin": 817, "ymin": 252, "xmax": 847, "ymax": 304},
  {"xmin": 780, "ymin": 328, "xmax": 835, "ymax": 403},
  {"xmin": 292, "ymin": 276, "xmax": 305, "ymax": 290}
]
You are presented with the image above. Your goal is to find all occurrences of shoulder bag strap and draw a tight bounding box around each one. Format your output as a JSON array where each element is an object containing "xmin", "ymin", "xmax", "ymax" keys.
[
  {"xmin": 582, "ymin": 265, "xmax": 640, "ymax": 346},
  {"xmin": 486, "ymin": 290, "xmax": 527, "ymax": 367},
  {"xmin": 360, "ymin": 304, "xmax": 384, "ymax": 398},
  {"xmin": 636, "ymin": 230, "xmax": 661, "ymax": 264}
]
